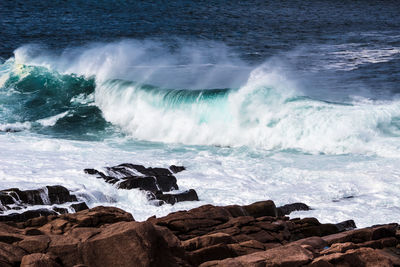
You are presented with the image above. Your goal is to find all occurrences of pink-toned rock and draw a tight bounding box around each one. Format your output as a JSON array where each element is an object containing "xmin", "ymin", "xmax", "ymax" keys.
[
  {"xmin": 79, "ymin": 221, "xmax": 187, "ymax": 267},
  {"xmin": 310, "ymin": 247, "xmax": 394, "ymax": 267},
  {"xmin": 182, "ymin": 232, "xmax": 236, "ymax": 251},
  {"xmin": 0, "ymin": 242, "xmax": 27, "ymax": 266},
  {"xmin": 17, "ymin": 235, "xmax": 51, "ymax": 254},
  {"xmin": 200, "ymin": 244, "xmax": 313, "ymax": 267},
  {"xmin": 228, "ymin": 240, "xmax": 267, "ymax": 256},
  {"xmin": 21, "ymin": 253, "xmax": 61, "ymax": 267}
]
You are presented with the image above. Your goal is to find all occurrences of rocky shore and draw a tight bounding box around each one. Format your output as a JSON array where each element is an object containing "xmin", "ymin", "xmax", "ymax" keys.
[{"xmin": 0, "ymin": 164, "xmax": 399, "ymax": 266}]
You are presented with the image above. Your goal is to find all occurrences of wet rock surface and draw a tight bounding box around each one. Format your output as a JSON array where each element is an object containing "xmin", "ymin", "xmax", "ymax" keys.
[
  {"xmin": 84, "ymin": 163, "xmax": 199, "ymax": 206},
  {"xmin": 0, "ymin": 186, "xmax": 88, "ymax": 222},
  {"xmin": 0, "ymin": 201, "xmax": 398, "ymax": 266}
]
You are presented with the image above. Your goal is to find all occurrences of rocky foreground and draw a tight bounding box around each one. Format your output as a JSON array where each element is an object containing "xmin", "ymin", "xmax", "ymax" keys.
[{"xmin": 0, "ymin": 200, "xmax": 399, "ymax": 267}]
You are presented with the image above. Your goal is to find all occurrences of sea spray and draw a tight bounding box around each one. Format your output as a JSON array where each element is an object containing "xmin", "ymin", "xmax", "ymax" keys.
[{"xmin": 2, "ymin": 44, "xmax": 400, "ymax": 155}]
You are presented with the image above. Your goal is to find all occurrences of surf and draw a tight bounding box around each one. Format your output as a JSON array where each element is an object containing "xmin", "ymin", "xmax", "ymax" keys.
[{"xmin": 1, "ymin": 42, "xmax": 400, "ymax": 156}]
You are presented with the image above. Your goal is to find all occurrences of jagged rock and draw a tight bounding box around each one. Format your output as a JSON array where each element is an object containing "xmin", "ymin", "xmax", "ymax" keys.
[
  {"xmin": 152, "ymin": 201, "xmax": 346, "ymax": 243},
  {"xmin": 182, "ymin": 233, "xmax": 236, "ymax": 251},
  {"xmin": 169, "ymin": 165, "xmax": 186, "ymax": 173},
  {"xmin": 200, "ymin": 244, "xmax": 314, "ymax": 267},
  {"xmin": 117, "ymin": 176, "xmax": 158, "ymax": 191},
  {"xmin": 309, "ymin": 247, "xmax": 395, "ymax": 267},
  {"xmin": 154, "ymin": 189, "xmax": 199, "ymax": 205},
  {"xmin": 21, "ymin": 253, "xmax": 62, "ymax": 267},
  {"xmin": 0, "ymin": 186, "xmax": 77, "ymax": 206},
  {"xmin": 0, "ymin": 209, "xmax": 57, "ymax": 222},
  {"xmin": 79, "ymin": 221, "xmax": 187, "ymax": 266},
  {"xmin": 0, "ymin": 185, "xmax": 91, "ymax": 224},
  {"xmin": 227, "ymin": 240, "xmax": 267, "ymax": 256},
  {"xmin": 85, "ymin": 163, "xmax": 200, "ymax": 206},
  {"xmin": 53, "ymin": 207, "xmax": 69, "ymax": 214},
  {"xmin": 70, "ymin": 202, "xmax": 89, "ymax": 212},
  {"xmin": 188, "ymin": 243, "xmax": 238, "ymax": 266},
  {"xmin": 277, "ymin": 202, "xmax": 311, "ymax": 216},
  {"xmin": 35, "ymin": 206, "xmax": 134, "ymax": 235},
  {"xmin": 0, "ymin": 185, "xmax": 81, "ymax": 220},
  {"xmin": 0, "ymin": 200, "xmax": 398, "ymax": 267},
  {"xmin": 0, "ymin": 242, "xmax": 27, "ymax": 266},
  {"xmin": 322, "ymin": 223, "xmax": 398, "ymax": 245},
  {"xmin": 335, "ymin": 219, "xmax": 357, "ymax": 232}
]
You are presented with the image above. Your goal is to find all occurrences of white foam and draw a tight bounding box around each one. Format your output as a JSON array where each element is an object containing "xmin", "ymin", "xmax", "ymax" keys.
[
  {"xmin": 96, "ymin": 65, "xmax": 400, "ymax": 156},
  {"xmin": 37, "ymin": 111, "xmax": 69, "ymax": 127},
  {"xmin": 0, "ymin": 121, "xmax": 31, "ymax": 132},
  {"xmin": 0, "ymin": 133, "xmax": 399, "ymax": 227}
]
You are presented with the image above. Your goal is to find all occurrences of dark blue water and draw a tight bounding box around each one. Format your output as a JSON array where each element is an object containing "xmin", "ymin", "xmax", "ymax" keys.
[
  {"xmin": 2, "ymin": 1, "xmax": 400, "ymax": 95},
  {"xmin": 1, "ymin": 1, "xmax": 399, "ymax": 58}
]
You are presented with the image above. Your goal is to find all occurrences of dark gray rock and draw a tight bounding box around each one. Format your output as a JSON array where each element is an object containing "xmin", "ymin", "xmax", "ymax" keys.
[
  {"xmin": 0, "ymin": 209, "xmax": 57, "ymax": 222},
  {"xmin": 117, "ymin": 176, "xmax": 158, "ymax": 192},
  {"xmin": 335, "ymin": 220, "xmax": 357, "ymax": 232},
  {"xmin": 169, "ymin": 165, "xmax": 186, "ymax": 173},
  {"xmin": 277, "ymin": 202, "xmax": 311, "ymax": 216},
  {"xmin": 85, "ymin": 163, "xmax": 198, "ymax": 206},
  {"xmin": 155, "ymin": 189, "xmax": 199, "ymax": 205},
  {"xmin": 70, "ymin": 202, "xmax": 89, "ymax": 212}
]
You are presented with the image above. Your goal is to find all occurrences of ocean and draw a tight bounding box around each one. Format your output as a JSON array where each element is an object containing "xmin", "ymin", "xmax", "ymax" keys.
[{"xmin": 1, "ymin": 0, "xmax": 400, "ymax": 227}]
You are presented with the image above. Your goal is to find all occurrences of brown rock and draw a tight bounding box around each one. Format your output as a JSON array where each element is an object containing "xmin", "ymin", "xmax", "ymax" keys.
[
  {"xmin": 228, "ymin": 240, "xmax": 267, "ymax": 256},
  {"xmin": 188, "ymin": 243, "xmax": 237, "ymax": 266},
  {"xmin": 200, "ymin": 244, "xmax": 313, "ymax": 267},
  {"xmin": 292, "ymin": 236, "xmax": 328, "ymax": 250},
  {"xmin": 79, "ymin": 221, "xmax": 187, "ymax": 267},
  {"xmin": 182, "ymin": 232, "xmax": 236, "ymax": 251},
  {"xmin": 0, "ymin": 242, "xmax": 27, "ymax": 266},
  {"xmin": 154, "ymin": 204, "xmax": 231, "ymax": 238},
  {"xmin": 320, "ymin": 242, "xmax": 359, "ymax": 255},
  {"xmin": 310, "ymin": 247, "xmax": 394, "ymax": 267},
  {"xmin": 322, "ymin": 224, "xmax": 398, "ymax": 245},
  {"xmin": 242, "ymin": 200, "xmax": 277, "ymax": 218},
  {"xmin": 17, "ymin": 235, "xmax": 51, "ymax": 254},
  {"xmin": 20, "ymin": 253, "xmax": 61, "ymax": 267}
]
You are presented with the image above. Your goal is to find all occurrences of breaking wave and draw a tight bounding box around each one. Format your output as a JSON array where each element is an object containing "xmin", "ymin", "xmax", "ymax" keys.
[{"xmin": 1, "ymin": 41, "xmax": 400, "ymax": 155}]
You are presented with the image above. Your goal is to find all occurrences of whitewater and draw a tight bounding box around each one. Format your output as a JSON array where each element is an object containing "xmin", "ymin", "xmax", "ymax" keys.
[{"xmin": 1, "ymin": 40, "xmax": 400, "ymax": 227}]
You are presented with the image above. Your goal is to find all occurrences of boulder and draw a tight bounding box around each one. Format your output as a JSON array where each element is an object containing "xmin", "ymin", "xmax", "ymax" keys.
[
  {"xmin": 79, "ymin": 221, "xmax": 187, "ymax": 267},
  {"xmin": 21, "ymin": 253, "xmax": 62, "ymax": 267},
  {"xmin": 182, "ymin": 233, "xmax": 236, "ymax": 251},
  {"xmin": 85, "ymin": 163, "xmax": 199, "ymax": 206},
  {"xmin": 277, "ymin": 202, "xmax": 311, "ymax": 216},
  {"xmin": 200, "ymin": 244, "xmax": 313, "ymax": 267},
  {"xmin": 0, "ymin": 186, "xmax": 77, "ymax": 206},
  {"xmin": 154, "ymin": 189, "xmax": 199, "ymax": 205},
  {"xmin": 310, "ymin": 247, "xmax": 394, "ymax": 267},
  {"xmin": 0, "ymin": 209, "xmax": 57, "ymax": 222},
  {"xmin": 169, "ymin": 165, "xmax": 186, "ymax": 173},
  {"xmin": 70, "ymin": 202, "xmax": 89, "ymax": 212}
]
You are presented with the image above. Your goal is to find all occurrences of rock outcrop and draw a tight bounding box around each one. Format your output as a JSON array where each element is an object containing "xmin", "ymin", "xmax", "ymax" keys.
[
  {"xmin": 0, "ymin": 200, "xmax": 398, "ymax": 266},
  {"xmin": 84, "ymin": 164, "xmax": 199, "ymax": 205},
  {"xmin": 0, "ymin": 186, "xmax": 88, "ymax": 222}
]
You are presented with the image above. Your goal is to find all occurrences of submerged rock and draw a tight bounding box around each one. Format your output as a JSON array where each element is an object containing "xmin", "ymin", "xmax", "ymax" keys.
[
  {"xmin": 277, "ymin": 202, "xmax": 311, "ymax": 216},
  {"xmin": 0, "ymin": 186, "xmax": 77, "ymax": 207},
  {"xmin": 85, "ymin": 163, "xmax": 198, "ymax": 206},
  {"xmin": 0, "ymin": 186, "xmax": 88, "ymax": 222},
  {"xmin": 169, "ymin": 165, "xmax": 186, "ymax": 173}
]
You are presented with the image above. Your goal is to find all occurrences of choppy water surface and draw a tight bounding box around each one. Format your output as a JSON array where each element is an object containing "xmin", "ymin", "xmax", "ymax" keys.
[{"xmin": 1, "ymin": 1, "xmax": 400, "ymax": 227}]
